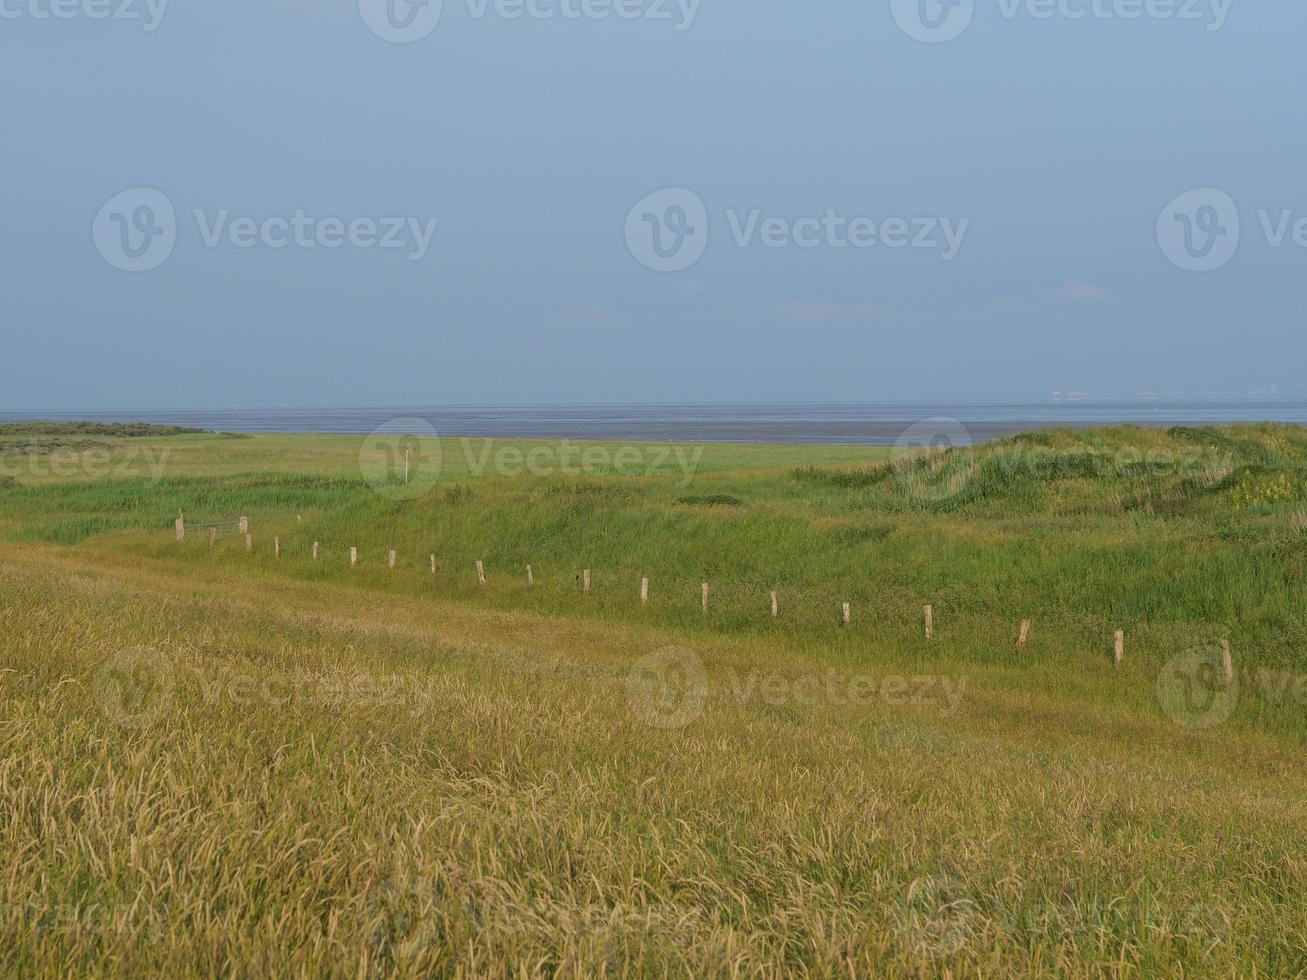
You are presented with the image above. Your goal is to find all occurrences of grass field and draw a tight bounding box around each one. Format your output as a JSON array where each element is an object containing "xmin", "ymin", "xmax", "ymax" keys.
[{"xmin": 2, "ymin": 423, "xmax": 1307, "ymax": 976}]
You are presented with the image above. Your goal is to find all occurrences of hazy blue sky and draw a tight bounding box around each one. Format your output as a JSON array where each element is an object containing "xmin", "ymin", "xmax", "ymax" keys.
[{"xmin": 3, "ymin": 0, "xmax": 1303, "ymax": 408}]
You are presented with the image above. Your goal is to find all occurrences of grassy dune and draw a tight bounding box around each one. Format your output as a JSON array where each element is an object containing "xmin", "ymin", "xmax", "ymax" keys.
[{"xmin": 2, "ymin": 424, "xmax": 1307, "ymax": 975}]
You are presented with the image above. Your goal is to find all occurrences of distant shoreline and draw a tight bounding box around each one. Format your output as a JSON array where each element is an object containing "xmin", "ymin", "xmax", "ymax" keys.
[{"xmin": 0, "ymin": 402, "xmax": 1303, "ymax": 446}]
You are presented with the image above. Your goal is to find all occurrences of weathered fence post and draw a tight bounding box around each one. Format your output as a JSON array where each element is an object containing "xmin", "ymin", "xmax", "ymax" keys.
[
  {"xmin": 312, "ymin": 541, "xmax": 319, "ymax": 561},
  {"xmin": 239, "ymin": 516, "xmax": 249, "ymax": 534},
  {"xmin": 1018, "ymin": 620, "xmax": 1031, "ymax": 650},
  {"xmin": 350, "ymin": 547, "xmax": 358, "ymax": 567},
  {"xmin": 175, "ymin": 515, "xmax": 185, "ymax": 542},
  {"xmin": 583, "ymin": 569, "xmax": 591, "ymax": 594},
  {"xmin": 431, "ymin": 554, "xmax": 437, "ymax": 575},
  {"xmin": 641, "ymin": 576, "xmax": 649, "ymax": 605},
  {"xmin": 771, "ymin": 591, "xmax": 779, "ymax": 619},
  {"xmin": 526, "ymin": 564, "xmax": 534, "ymax": 586},
  {"xmin": 701, "ymin": 582, "xmax": 709, "ymax": 616},
  {"xmin": 1114, "ymin": 630, "xmax": 1124, "ymax": 665},
  {"xmin": 275, "ymin": 537, "xmax": 281, "ymax": 559},
  {"xmin": 924, "ymin": 605, "xmax": 934, "ymax": 640},
  {"xmin": 388, "ymin": 550, "xmax": 396, "ymax": 570},
  {"xmin": 476, "ymin": 560, "xmax": 486, "ymax": 586},
  {"xmin": 841, "ymin": 602, "xmax": 851, "ymax": 627}
]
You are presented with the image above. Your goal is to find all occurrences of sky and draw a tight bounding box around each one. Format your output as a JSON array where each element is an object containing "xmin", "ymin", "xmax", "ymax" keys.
[{"xmin": 2, "ymin": 0, "xmax": 1303, "ymax": 409}]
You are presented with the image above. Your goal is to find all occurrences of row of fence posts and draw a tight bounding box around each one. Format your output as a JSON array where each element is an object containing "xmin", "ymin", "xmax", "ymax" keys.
[{"xmin": 183, "ymin": 528, "xmax": 1242, "ymax": 674}]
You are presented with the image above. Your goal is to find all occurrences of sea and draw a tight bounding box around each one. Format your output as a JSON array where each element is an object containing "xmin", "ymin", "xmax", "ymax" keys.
[{"xmin": 2, "ymin": 401, "xmax": 1305, "ymax": 446}]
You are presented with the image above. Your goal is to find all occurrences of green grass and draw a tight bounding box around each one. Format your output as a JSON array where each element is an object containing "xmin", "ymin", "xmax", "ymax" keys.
[
  {"xmin": 2, "ymin": 423, "xmax": 1307, "ymax": 975},
  {"xmin": 14, "ymin": 423, "xmax": 1303, "ymax": 669}
]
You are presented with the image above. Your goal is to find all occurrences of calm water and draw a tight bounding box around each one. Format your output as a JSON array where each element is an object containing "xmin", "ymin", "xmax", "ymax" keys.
[{"xmin": 2, "ymin": 402, "xmax": 1305, "ymax": 445}]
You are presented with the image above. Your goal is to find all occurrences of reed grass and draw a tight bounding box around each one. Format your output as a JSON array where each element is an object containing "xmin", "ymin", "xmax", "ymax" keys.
[{"xmin": 1, "ymin": 423, "xmax": 1306, "ymax": 975}]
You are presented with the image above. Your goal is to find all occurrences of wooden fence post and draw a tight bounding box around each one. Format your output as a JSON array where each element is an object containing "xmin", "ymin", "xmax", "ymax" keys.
[
  {"xmin": 526, "ymin": 564, "xmax": 534, "ymax": 586},
  {"xmin": 476, "ymin": 560, "xmax": 486, "ymax": 586},
  {"xmin": 1221, "ymin": 638, "xmax": 1234, "ymax": 684},
  {"xmin": 274, "ymin": 537, "xmax": 281, "ymax": 559},
  {"xmin": 239, "ymin": 516, "xmax": 249, "ymax": 534},
  {"xmin": 431, "ymin": 554, "xmax": 437, "ymax": 575},
  {"xmin": 1114, "ymin": 630, "xmax": 1124, "ymax": 665},
  {"xmin": 641, "ymin": 576, "xmax": 649, "ymax": 605},
  {"xmin": 350, "ymin": 547, "xmax": 358, "ymax": 567},
  {"xmin": 388, "ymin": 550, "xmax": 396, "ymax": 570},
  {"xmin": 701, "ymin": 582, "xmax": 709, "ymax": 616},
  {"xmin": 924, "ymin": 605, "xmax": 934, "ymax": 640},
  {"xmin": 312, "ymin": 541, "xmax": 319, "ymax": 561},
  {"xmin": 771, "ymin": 591, "xmax": 779, "ymax": 619},
  {"xmin": 841, "ymin": 602, "xmax": 851, "ymax": 627},
  {"xmin": 1018, "ymin": 620, "xmax": 1031, "ymax": 650},
  {"xmin": 583, "ymin": 569, "xmax": 591, "ymax": 594},
  {"xmin": 175, "ymin": 515, "xmax": 185, "ymax": 542}
]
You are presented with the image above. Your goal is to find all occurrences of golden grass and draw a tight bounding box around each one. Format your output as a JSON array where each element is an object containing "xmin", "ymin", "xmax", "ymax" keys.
[{"xmin": 3, "ymin": 540, "xmax": 1306, "ymax": 976}]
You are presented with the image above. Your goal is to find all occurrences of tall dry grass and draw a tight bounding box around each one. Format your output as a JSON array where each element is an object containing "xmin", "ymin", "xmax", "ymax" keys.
[{"xmin": 1, "ymin": 547, "xmax": 1305, "ymax": 976}]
